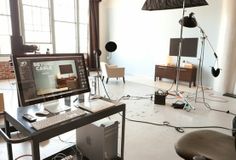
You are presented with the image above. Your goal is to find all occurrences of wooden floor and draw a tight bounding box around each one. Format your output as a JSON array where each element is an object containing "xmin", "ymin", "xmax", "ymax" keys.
[{"xmin": 0, "ymin": 77, "xmax": 236, "ymax": 160}]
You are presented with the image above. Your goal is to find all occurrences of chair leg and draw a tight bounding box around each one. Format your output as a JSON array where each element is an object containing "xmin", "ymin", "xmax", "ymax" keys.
[
  {"xmin": 123, "ymin": 77, "xmax": 125, "ymax": 83},
  {"xmin": 101, "ymin": 76, "xmax": 104, "ymax": 81},
  {"xmin": 106, "ymin": 78, "xmax": 109, "ymax": 84}
]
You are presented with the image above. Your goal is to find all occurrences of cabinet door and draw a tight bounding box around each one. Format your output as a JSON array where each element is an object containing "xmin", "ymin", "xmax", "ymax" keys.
[
  {"xmin": 179, "ymin": 68, "xmax": 191, "ymax": 81},
  {"xmin": 156, "ymin": 66, "xmax": 176, "ymax": 79}
]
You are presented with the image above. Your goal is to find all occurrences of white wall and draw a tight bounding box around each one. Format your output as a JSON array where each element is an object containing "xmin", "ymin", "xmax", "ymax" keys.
[
  {"xmin": 213, "ymin": 0, "xmax": 236, "ymax": 94},
  {"xmin": 100, "ymin": 0, "xmax": 229, "ymax": 90}
]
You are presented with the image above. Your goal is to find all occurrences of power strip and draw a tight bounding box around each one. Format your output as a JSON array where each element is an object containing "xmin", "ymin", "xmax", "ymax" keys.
[{"xmin": 61, "ymin": 155, "xmax": 73, "ymax": 160}]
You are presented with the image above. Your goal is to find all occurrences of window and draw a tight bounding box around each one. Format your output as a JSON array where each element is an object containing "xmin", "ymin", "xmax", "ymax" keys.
[
  {"xmin": 0, "ymin": 0, "xmax": 12, "ymax": 55},
  {"xmin": 78, "ymin": 0, "xmax": 89, "ymax": 53},
  {"xmin": 21, "ymin": 0, "xmax": 52, "ymax": 54},
  {"xmin": 53, "ymin": 0, "xmax": 77, "ymax": 53},
  {"xmin": 0, "ymin": 0, "xmax": 89, "ymax": 55}
]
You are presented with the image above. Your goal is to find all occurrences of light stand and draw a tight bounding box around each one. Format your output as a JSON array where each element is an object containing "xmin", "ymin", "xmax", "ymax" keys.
[
  {"xmin": 176, "ymin": 0, "xmax": 186, "ymax": 94},
  {"xmin": 195, "ymin": 25, "xmax": 219, "ymax": 103},
  {"xmin": 142, "ymin": 0, "xmax": 208, "ymax": 111},
  {"xmin": 90, "ymin": 49, "xmax": 111, "ymax": 99},
  {"xmin": 180, "ymin": 12, "xmax": 219, "ymax": 104}
]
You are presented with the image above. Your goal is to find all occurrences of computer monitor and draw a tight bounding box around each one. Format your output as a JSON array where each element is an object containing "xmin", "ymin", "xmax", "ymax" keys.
[
  {"xmin": 169, "ymin": 38, "xmax": 198, "ymax": 57},
  {"xmin": 12, "ymin": 53, "xmax": 90, "ymax": 113}
]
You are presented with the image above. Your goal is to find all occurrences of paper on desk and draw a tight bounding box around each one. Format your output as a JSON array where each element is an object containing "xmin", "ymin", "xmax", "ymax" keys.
[{"xmin": 79, "ymin": 99, "xmax": 115, "ymax": 113}]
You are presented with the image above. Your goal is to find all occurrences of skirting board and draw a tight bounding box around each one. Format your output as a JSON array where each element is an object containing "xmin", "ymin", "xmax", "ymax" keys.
[{"xmin": 223, "ymin": 93, "xmax": 236, "ymax": 98}]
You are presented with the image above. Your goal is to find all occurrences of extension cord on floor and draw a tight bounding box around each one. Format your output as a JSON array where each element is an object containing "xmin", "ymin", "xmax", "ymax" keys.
[{"xmin": 61, "ymin": 155, "xmax": 73, "ymax": 160}]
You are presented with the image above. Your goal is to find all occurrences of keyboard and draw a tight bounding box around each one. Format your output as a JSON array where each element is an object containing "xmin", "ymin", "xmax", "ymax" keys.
[{"xmin": 31, "ymin": 109, "xmax": 86, "ymax": 130}]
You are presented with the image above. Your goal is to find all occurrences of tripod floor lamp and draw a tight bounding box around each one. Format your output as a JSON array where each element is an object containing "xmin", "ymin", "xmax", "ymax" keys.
[
  {"xmin": 179, "ymin": 12, "xmax": 220, "ymax": 105},
  {"xmin": 142, "ymin": 0, "xmax": 208, "ymax": 110}
]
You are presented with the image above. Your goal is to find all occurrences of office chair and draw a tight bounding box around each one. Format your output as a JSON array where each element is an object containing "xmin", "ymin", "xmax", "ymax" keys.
[{"xmin": 175, "ymin": 118, "xmax": 236, "ymax": 160}]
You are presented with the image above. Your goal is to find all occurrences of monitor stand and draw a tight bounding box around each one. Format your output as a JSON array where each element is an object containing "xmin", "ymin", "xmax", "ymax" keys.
[{"xmin": 42, "ymin": 98, "xmax": 71, "ymax": 114}]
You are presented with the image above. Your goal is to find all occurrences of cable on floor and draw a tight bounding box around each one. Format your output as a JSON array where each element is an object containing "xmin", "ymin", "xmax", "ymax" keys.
[
  {"xmin": 117, "ymin": 95, "xmax": 236, "ymax": 133},
  {"xmin": 120, "ymin": 112, "xmax": 236, "ymax": 134}
]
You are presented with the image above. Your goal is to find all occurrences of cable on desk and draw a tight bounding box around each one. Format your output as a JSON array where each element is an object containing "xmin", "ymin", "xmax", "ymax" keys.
[{"xmin": 57, "ymin": 136, "xmax": 84, "ymax": 160}]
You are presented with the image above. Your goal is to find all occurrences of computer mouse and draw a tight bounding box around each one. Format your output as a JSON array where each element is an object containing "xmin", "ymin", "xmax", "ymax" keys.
[{"xmin": 35, "ymin": 110, "xmax": 50, "ymax": 116}]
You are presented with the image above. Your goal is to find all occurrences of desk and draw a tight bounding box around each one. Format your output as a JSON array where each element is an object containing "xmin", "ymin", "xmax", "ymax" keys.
[
  {"xmin": 1, "ymin": 101, "xmax": 126, "ymax": 160},
  {"xmin": 154, "ymin": 65, "xmax": 197, "ymax": 88}
]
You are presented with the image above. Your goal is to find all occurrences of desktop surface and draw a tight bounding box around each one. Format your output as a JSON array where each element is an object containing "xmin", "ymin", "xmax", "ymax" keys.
[
  {"xmin": 3, "ymin": 99, "xmax": 126, "ymax": 160},
  {"xmin": 4, "ymin": 99, "xmax": 124, "ymax": 135}
]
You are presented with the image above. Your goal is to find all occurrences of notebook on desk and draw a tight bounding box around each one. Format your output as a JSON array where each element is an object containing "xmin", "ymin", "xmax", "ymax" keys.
[{"xmin": 79, "ymin": 99, "xmax": 115, "ymax": 113}]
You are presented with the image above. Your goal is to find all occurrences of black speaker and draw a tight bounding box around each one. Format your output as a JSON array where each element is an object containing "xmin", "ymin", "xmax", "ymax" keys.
[
  {"xmin": 211, "ymin": 67, "xmax": 220, "ymax": 77},
  {"xmin": 105, "ymin": 41, "xmax": 117, "ymax": 52}
]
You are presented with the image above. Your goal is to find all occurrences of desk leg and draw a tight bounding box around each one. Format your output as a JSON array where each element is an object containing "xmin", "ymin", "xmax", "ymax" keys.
[
  {"xmin": 5, "ymin": 118, "xmax": 13, "ymax": 160},
  {"xmin": 31, "ymin": 140, "xmax": 40, "ymax": 160},
  {"xmin": 121, "ymin": 110, "xmax": 126, "ymax": 160}
]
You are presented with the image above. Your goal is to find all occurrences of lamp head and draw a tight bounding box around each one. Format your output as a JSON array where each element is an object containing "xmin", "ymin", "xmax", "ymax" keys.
[
  {"xmin": 179, "ymin": 12, "xmax": 198, "ymax": 28},
  {"xmin": 211, "ymin": 67, "xmax": 220, "ymax": 77}
]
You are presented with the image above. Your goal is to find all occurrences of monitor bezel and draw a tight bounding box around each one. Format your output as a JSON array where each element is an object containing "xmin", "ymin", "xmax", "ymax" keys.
[{"xmin": 12, "ymin": 53, "xmax": 90, "ymax": 107}]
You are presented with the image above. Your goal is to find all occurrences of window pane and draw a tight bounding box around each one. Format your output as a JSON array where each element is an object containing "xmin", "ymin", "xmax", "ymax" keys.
[
  {"xmin": 55, "ymin": 22, "xmax": 76, "ymax": 53},
  {"xmin": 0, "ymin": 0, "xmax": 11, "ymax": 55},
  {"xmin": 0, "ymin": 16, "xmax": 12, "ymax": 35},
  {"xmin": 54, "ymin": 0, "xmax": 76, "ymax": 22},
  {"xmin": 0, "ymin": 0, "xmax": 10, "ymax": 14},
  {"xmin": 25, "ymin": 31, "xmax": 51, "ymax": 43},
  {"xmin": 79, "ymin": 24, "xmax": 88, "ymax": 53},
  {"xmin": 22, "ymin": 0, "xmax": 49, "ymax": 8},
  {"xmin": 79, "ymin": 0, "xmax": 89, "ymax": 23},
  {"xmin": 22, "ymin": 1, "xmax": 51, "ymax": 43},
  {"xmin": 0, "ymin": 36, "xmax": 11, "ymax": 54}
]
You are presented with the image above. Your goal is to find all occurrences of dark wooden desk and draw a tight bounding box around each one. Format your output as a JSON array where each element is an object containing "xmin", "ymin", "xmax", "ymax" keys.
[
  {"xmin": 154, "ymin": 65, "xmax": 197, "ymax": 88},
  {"xmin": 1, "ymin": 101, "xmax": 126, "ymax": 160}
]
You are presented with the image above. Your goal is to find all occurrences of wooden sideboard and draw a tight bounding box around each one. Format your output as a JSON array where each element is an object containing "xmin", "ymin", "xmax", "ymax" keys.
[{"xmin": 154, "ymin": 65, "xmax": 197, "ymax": 88}]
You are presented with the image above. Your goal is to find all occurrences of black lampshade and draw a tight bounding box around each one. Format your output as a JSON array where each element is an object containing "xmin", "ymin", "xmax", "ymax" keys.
[
  {"xmin": 179, "ymin": 12, "xmax": 197, "ymax": 27},
  {"xmin": 142, "ymin": 0, "xmax": 208, "ymax": 11}
]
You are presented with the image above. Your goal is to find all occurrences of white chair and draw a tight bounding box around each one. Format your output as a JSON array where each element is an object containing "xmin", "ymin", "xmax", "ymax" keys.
[{"xmin": 100, "ymin": 62, "xmax": 125, "ymax": 84}]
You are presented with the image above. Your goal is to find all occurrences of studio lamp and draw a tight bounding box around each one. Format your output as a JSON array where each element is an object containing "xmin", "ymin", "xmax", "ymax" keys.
[
  {"xmin": 142, "ymin": 0, "xmax": 208, "ymax": 111},
  {"xmin": 142, "ymin": 0, "xmax": 208, "ymax": 91},
  {"xmin": 179, "ymin": 12, "xmax": 220, "ymax": 103}
]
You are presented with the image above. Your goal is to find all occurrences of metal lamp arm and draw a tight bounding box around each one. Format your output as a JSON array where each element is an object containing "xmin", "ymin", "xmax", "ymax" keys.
[{"xmin": 197, "ymin": 26, "xmax": 218, "ymax": 59}]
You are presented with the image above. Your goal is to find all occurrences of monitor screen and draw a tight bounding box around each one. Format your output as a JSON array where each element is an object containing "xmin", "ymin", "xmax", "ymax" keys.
[
  {"xmin": 12, "ymin": 54, "xmax": 90, "ymax": 107},
  {"xmin": 169, "ymin": 38, "xmax": 198, "ymax": 57},
  {"xmin": 59, "ymin": 64, "xmax": 73, "ymax": 74}
]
